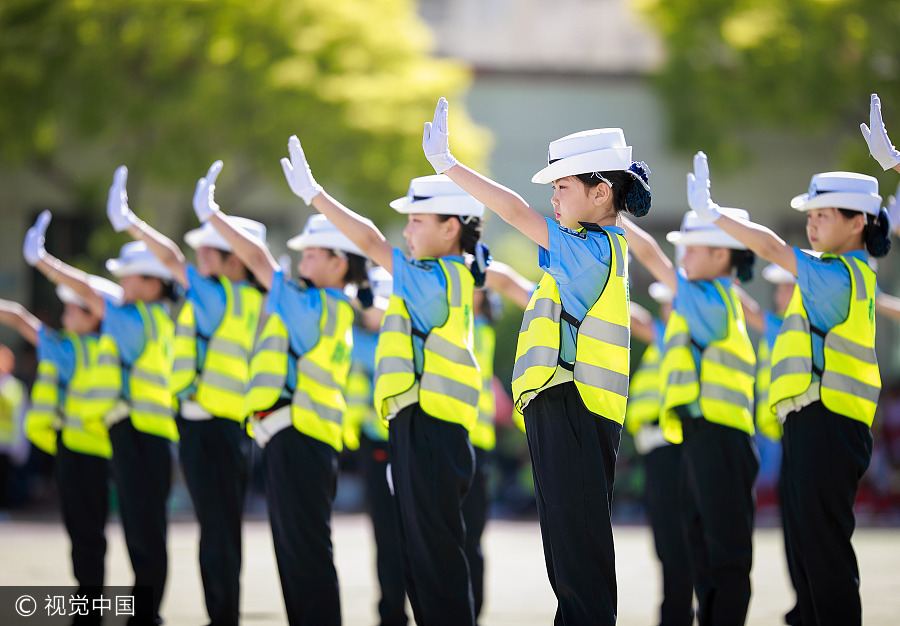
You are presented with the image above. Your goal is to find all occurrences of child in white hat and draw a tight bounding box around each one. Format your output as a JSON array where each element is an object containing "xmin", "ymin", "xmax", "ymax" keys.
[
  {"xmin": 684, "ymin": 145, "xmax": 891, "ymax": 625},
  {"xmin": 422, "ymin": 96, "xmax": 651, "ymax": 623},
  {"xmin": 281, "ymin": 133, "xmax": 486, "ymax": 624},
  {"xmin": 23, "ymin": 208, "xmax": 178, "ymax": 624}
]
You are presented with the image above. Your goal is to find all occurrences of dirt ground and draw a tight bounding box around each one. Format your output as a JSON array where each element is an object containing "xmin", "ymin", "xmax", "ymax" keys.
[{"xmin": 0, "ymin": 515, "xmax": 898, "ymax": 625}]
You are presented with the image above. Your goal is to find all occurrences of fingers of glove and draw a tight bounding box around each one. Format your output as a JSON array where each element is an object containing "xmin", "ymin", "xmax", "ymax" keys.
[
  {"xmin": 693, "ymin": 151, "xmax": 710, "ymax": 183},
  {"xmin": 205, "ymin": 160, "xmax": 223, "ymax": 187}
]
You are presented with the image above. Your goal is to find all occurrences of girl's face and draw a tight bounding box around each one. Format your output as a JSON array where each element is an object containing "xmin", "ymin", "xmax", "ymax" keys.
[
  {"xmin": 551, "ymin": 176, "xmax": 611, "ymax": 230},
  {"xmin": 297, "ymin": 247, "xmax": 347, "ymax": 289},
  {"xmin": 195, "ymin": 246, "xmax": 227, "ymax": 278},
  {"xmin": 61, "ymin": 303, "xmax": 101, "ymax": 334},
  {"xmin": 805, "ymin": 207, "xmax": 865, "ymax": 255},
  {"xmin": 402, "ymin": 213, "xmax": 459, "ymax": 259},
  {"xmin": 680, "ymin": 245, "xmax": 731, "ymax": 281},
  {"xmin": 118, "ymin": 275, "xmax": 162, "ymax": 303}
]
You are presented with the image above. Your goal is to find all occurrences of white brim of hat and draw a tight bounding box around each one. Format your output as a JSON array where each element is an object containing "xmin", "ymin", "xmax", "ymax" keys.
[
  {"xmin": 389, "ymin": 195, "xmax": 485, "ymax": 218},
  {"xmin": 105, "ymin": 257, "xmax": 174, "ymax": 280},
  {"xmin": 648, "ymin": 281, "xmax": 673, "ymax": 304},
  {"xmin": 184, "ymin": 226, "xmax": 233, "ymax": 252},
  {"xmin": 531, "ymin": 147, "xmax": 632, "ymax": 185},
  {"xmin": 57, "ymin": 276, "xmax": 125, "ymax": 307},
  {"xmin": 790, "ymin": 191, "xmax": 881, "ymax": 216},
  {"xmin": 286, "ymin": 232, "xmax": 365, "ymax": 257},
  {"xmin": 666, "ymin": 228, "xmax": 747, "ymax": 250},
  {"xmin": 761, "ymin": 263, "xmax": 795, "ymax": 284}
]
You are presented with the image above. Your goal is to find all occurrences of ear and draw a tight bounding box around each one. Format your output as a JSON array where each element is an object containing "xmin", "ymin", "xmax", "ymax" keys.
[
  {"xmin": 592, "ymin": 181, "xmax": 613, "ymax": 206},
  {"xmin": 850, "ymin": 212, "xmax": 867, "ymax": 238},
  {"xmin": 442, "ymin": 215, "xmax": 461, "ymax": 242}
]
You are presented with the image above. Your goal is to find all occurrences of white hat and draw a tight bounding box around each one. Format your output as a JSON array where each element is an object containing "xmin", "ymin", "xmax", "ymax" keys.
[
  {"xmin": 648, "ymin": 281, "xmax": 674, "ymax": 304},
  {"xmin": 287, "ymin": 214, "xmax": 365, "ymax": 257},
  {"xmin": 761, "ymin": 263, "xmax": 795, "ymax": 285},
  {"xmin": 105, "ymin": 241, "xmax": 175, "ymax": 280},
  {"xmin": 390, "ymin": 175, "xmax": 484, "ymax": 218},
  {"xmin": 666, "ymin": 208, "xmax": 750, "ymax": 250},
  {"xmin": 184, "ymin": 216, "xmax": 267, "ymax": 252},
  {"xmin": 57, "ymin": 275, "xmax": 124, "ymax": 309},
  {"xmin": 367, "ymin": 266, "xmax": 393, "ymax": 309},
  {"xmin": 532, "ymin": 128, "xmax": 633, "ymax": 185},
  {"xmin": 790, "ymin": 171, "xmax": 881, "ymax": 216}
]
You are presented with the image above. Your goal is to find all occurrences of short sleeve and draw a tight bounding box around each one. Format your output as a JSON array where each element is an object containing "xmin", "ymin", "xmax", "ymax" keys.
[
  {"xmin": 101, "ymin": 302, "xmax": 146, "ymax": 365},
  {"xmin": 673, "ymin": 274, "xmax": 728, "ymax": 349},
  {"xmin": 36, "ymin": 325, "xmax": 76, "ymax": 384},
  {"xmin": 794, "ymin": 248, "xmax": 852, "ymax": 332},
  {"xmin": 185, "ymin": 264, "xmax": 227, "ymax": 337},
  {"xmin": 391, "ymin": 248, "xmax": 450, "ymax": 332},
  {"xmin": 267, "ymin": 269, "xmax": 322, "ymax": 356}
]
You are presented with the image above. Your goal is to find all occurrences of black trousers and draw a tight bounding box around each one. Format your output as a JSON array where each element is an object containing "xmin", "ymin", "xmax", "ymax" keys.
[
  {"xmin": 177, "ymin": 416, "xmax": 250, "ymax": 626},
  {"xmin": 264, "ymin": 427, "xmax": 341, "ymax": 626},
  {"xmin": 462, "ymin": 445, "xmax": 491, "ymax": 623},
  {"xmin": 781, "ymin": 402, "xmax": 872, "ymax": 626},
  {"xmin": 680, "ymin": 418, "xmax": 758, "ymax": 626},
  {"xmin": 108, "ymin": 420, "xmax": 173, "ymax": 625},
  {"xmin": 388, "ymin": 404, "xmax": 475, "ymax": 626},
  {"xmin": 360, "ymin": 433, "xmax": 408, "ymax": 626},
  {"xmin": 523, "ymin": 382, "xmax": 621, "ymax": 626},
  {"xmin": 643, "ymin": 443, "xmax": 695, "ymax": 626},
  {"xmin": 56, "ymin": 438, "xmax": 109, "ymax": 590}
]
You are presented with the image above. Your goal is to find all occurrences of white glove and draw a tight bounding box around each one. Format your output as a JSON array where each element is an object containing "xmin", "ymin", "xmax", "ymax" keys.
[
  {"xmin": 886, "ymin": 181, "xmax": 900, "ymax": 235},
  {"xmin": 280, "ymin": 136, "xmax": 323, "ymax": 205},
  {"xmin": 23, "ymin": 210, "xmax": 51, "ymax": 267},
  {"xmin": 106, "ymin": 166, "xmax": 139, "ymax": 232},
  {"xmin": 860, "ymin": 93, "xmax": 900, "ymax": 171},
  {"xmin": 686, "ymin": 151, "xmax": 722, "ymax": 222},
  {"xmin": 423, "ymin": 97, "xmax": 459, "ymax": 174},
  {"xmin": 192, "ymin": 160, "xmax": 223, "ymax": 223}
]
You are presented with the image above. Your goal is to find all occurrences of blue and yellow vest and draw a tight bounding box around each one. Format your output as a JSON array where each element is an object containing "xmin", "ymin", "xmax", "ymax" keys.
[{"xmin": 470, "ymin": 319, "xmax": 497, "ymax": 451}]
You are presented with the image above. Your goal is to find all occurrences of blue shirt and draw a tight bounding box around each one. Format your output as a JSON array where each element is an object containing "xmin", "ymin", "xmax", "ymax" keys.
[
  {"xmin": 36, "ymin": 325, "xmax": 76, "ymax": 385},
  {"xmin": 538, "ymin": 218, "xmax": 622, "ymax": 363},
  {"xmin": 763, "ymin": 310, "xmax": 784, "ymax": 350},
  {"xmin": 391, "ymin": 248, "xmax": 462, "ymax": 372},
  {"xmin": 794, "ymin": 248, "xmax": 868, "ymax": 373},
  {"xmin": 102, "ymin": 302, "xmax": 146, "ymax": 366}
]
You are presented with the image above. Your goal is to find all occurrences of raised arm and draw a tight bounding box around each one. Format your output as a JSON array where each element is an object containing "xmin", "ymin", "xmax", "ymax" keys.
[
  {"xmin": 484, "ymin": 260, "xmax": 535, "ymax": 310},
  {"xmin": 23, "ymin": 212, "xmax": 106, "ymax": 319},
  {"xmin": 0, "ymin": 299, "xmax": 40, "ymax": 346},
  {"xmin": 860, "ymin": 93, "xmax": 900, "ymax": 176},
  {"xmin": 106, "ymin": 166, "xmax": 189, "ymax": 287},
  {"xmin": 194, "ymin": 161, "xmax": 279, "ymax": 290},
  {"xmin": 629, "ymin": 300, "xmax": 655, "ymax": 345},
  {"xmin": 281, "ymin": 136, "xmax": 394, "ymax": 272},
  {"xmin": 875, "ymin": 292, "xmax": 900, "ymax": 323},
  {"xmin": 620, "ymin": 216, "xmax": 677, "ymax": 293},
  {"xmin": 423, "ymin": 98, "xmax": 549, "ymax": 249},
  {"xmin": 733, "ymin": 284, "xmax": 764, "ymax": 333},
  {"xmin": 687, "ymin": 151, "xmax": 797, "ymax": 275}
]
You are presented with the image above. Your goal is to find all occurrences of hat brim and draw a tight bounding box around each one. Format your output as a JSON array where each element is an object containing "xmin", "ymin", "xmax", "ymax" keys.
[
  {"xmin": 389, "ymin": 195, "xmax": 485, "ymax": 217},
  {"xmin": 761, "ymin": 264, "xmax": 796, "ymax": 284},
  {"xmin": 105, "ymin": 258, "xmax": 174, "ymax": 280},
  {"xmin": 184, "ymin": 227, "xmax": 233, "ymax": 252},
  {"xmin": 666, "ymin": 229, "xmax": 747, "ymax": 250},
  {"xmin": 286, "ymin": 233, "xmax": 364, "ymax": 257},
  {"xmin": 531, "ymin": 147, "xmax": 633, "ymax": 184},
  {"xmin": 790, "ymin": 191, "xmax": 881, "ymax": 216}
]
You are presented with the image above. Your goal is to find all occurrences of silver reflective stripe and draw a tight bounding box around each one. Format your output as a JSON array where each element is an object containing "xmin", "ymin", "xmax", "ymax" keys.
[
  {"xmin": 425, "ymin": 334, "xmax": 475, "ymax": 365},
  {"xmin": 376, "ymin": 356, "xmax": 416, "ymax": 379},
  {"xmin": 172, "ymin": 357, "xmax": 196, "ymax": 371},
  {"xmin": 145, "ymin": 307, "xmax": 158, "ymax": 341},
  {"xmin": 664, "ymin": 332, "xmax": 691, "ymax": 351},
  {"xmin": 579, "ymin": 317, "xmax": 630, "ymax": 349},
  {"xmin": 702, "ymin": 382, "xmax": 752, "ymax": 409},
  {"xmin": 322, "ymin": 295, "xmax": 337, "ymax": 337},
  {"xmin": 256, "ymin": 334, "xmax": 289, "ymax": 353},
  {"xmin": 512, "ymin": 346, "xmax": 558, "ymax": 381},
  {"xmin": 298, "ymin": 358, "xmax": 337, "ymax": 389},
  {"xmin": 130, "ymin": 400, "xmax": 171, "ymax": 417},
  {"xmin": 666, "ymin": 369, "xmax": 696, "ymax": 387},
  {"xmin": 771, "ymin": 356, "xmax": 810, "ymax": 379},
  {"xmin": 519, "ymin": 299, "xmax": 561, "ymax": 332},
  {"xmin": 130, "ymin": 369, "xmax": 168, "ymax": 388},
  {"xmin": 207, "ymin": 336, "xmax": 249, "ymax": 358},
  {"xmin": 31, "ymin": 401, "xmax": 58, "ymax": 413},
  {"xmin": 293, "ymin": 390, "xmax": 343, "ymax": 424},
  {"xmin": 847, "ymin": 259, "xmax": 866, "ymax": 301},
  {"xmin": 232, "ymin": 286, "xmax": 243, "ymax": 317},
  {"xmin": 826, "ymin": 335, "xmax": 877, "ymax": 365},
  {"xmin": 97, "ymin": 354, "xmax": 119, "ymax": 366},
  {"xmin": 249, "ymin": 373, "xmax": 287, "ymax": 388},
  {"xmin": 175, "ymin": 323, "xmax": 194, "ymax": 336},
  {"xmin": 779, "ymin": 314, "xmax": 809, "ymax": 334},
  {"xmin": 420, "ymin": 372, "xmax": 481, "ymax": 406},
  {"xmin": 67, "ymin": 388, "xmax": 120, "ymax": 401},
  {"xmin": 200, "ymin": 371, "xmax": 245, "ymax": 394},
  {"xmin": 381, "ymin": 314, "xmax": 412, "ymax": 335},
  {"xmin": 705, "ymin": 346, "xmax": 756, "ymax": 376},
  {"xmin": 822, "ymin": 371, "xmax": 881, "ymax": 404},
  {"xmin": 609, "ymin": 234, "xmax": 625, "ymax": 278},
  {"xmin": 445, "ymin": 263, "xmax": 462, "ymax": 308},
  {"xmin": 628, "ymin": 391, "xmax": 658, "ymax": 403},
  {"xmin": 573, "ymin": 362, "xmax": 629, "ymax": 396}
]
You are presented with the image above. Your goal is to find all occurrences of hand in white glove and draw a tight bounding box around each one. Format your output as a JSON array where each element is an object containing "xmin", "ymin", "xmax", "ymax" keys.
[
  {"xmin": 280, "ymin": 136, "xmax": 323, "ymax": 206},
  {"xmin": 860, "ymin": 93, "xmax": 900, "ymax": 171},
  {"xmin": 886, "ymin": 181, "xmax": 900, "ymax": 236},
  {"xmin": 423, "ymin": 97, "xmax": 459, "ymax": 174},
  {"xmin": 23, "ymin": 210, "xmax": 51, "ymax": 267},
  {"xmin": 686, "ymin": 151, "xmax": 722, "ymax": 222},
  {"xmin": 106, "ymin": 166, "xmax": 139, "ymax": 232},
  {"xmin": 192, "ymin": 160, "xmax": 223, "ymax": 223}
]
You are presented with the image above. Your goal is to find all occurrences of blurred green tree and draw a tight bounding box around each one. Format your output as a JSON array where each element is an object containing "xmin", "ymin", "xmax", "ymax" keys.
[
  {"xmin": 0, "ymin": 0, "xmax": 489, "ymax": 218},
  {"xmin": 635, "ymin": 0, "xmax": 900, "ymax": 173}
]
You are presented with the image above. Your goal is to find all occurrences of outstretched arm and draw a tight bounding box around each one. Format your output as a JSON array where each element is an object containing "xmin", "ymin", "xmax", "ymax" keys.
[
  {"xmin": 875, "ymin": 292, "xmax": 900, "ymax": 323},
  {"xmin": 687, "ymin": 151, "xmax": 797, "ymax": 275},
  {"xmin": 484, "ymin": 261, "xmax": 535, "ymax": 310},
  {"xmin": 194, "ymin": 161, "xmax": 279, "ymax": 290},
  {"xmin": 0, "ymin": 299, "xmax": 40, "ymax": 346},
  {"xmin": 423, "ymin": 98, "xmax": 549, "ymax": 249},
  {"xmin": 23, "ymin": 212, "xmax": 106, "ymax": 319},
  {"xmin": 733, "ymin": 284, "xmax": 764, "ymax": 333},
  {"xmin": 620, "ymin": 216, "xmax": 677, "ymax": 293},
  {"xmin": 106, "ymin": 166, "xmax": 189, "ymax": 287},
  {"xmin": 281, "ymin": 136, "xmax": 394, "ymax": 272}
]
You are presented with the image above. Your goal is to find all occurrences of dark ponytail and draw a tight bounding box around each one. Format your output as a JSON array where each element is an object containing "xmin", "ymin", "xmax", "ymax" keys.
[
  {"xmin": 437, "ymin": 214, "xmax": 490, "ymax": 286},
  {"xmin": 574, "ymin": 161, "xmax": 651, "ymax": 218},
  {"xmin": 730, "ymin": 249, "xmax": 755, "ymax": 283},
  {"xmin": 837, "ymin": 208, "xmax": 892, "ymax": 258},
  {"xmin": 336, "ymin": 251, "xmax": 373, "ymax": 307}
]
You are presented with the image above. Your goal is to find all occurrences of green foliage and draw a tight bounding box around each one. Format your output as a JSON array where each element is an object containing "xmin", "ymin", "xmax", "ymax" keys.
[
  {"xmin": 0, "ymin": 0, "xmax": 489, "ymax": 220},
  {"xmin": 634, "ymin": 0, "xmax": 900, "ymax": 170}
]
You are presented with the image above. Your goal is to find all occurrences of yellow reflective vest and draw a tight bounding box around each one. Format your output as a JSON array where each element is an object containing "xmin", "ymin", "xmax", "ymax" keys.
[
  {"xmin": 61, "ymin": 332, "xmax": 115, "ymax": 457},
  {"xmin": 754, "ymin": 317, "xmax": 783, "ymax": 441},
  {"xmin": 374, "ymin": 259, "xmax": 480, "ymax": 430},
  {"xmin": 511, "ymin": 229, "xmax": 630, "ymax": 423},
  {"xmin": 769, "ymin": 255, "xmax": 879, "ymax": 426},
  {"xmin": 25, "ymin": 359, "xmax": 60, "ymax": 455},
  {"xmin": 343, "ymin": 325, "xmax": 382, "ymax": 449},
  {"xmin": 245, "ymin": 290, "xmax": 354, "ymax": 451},
  {"xmin": 624, "ymin": 340, "xmax": 662, "ymax": 436},
  {"xmin": 660, "ymin": 281, "xmax": 756, "ymax": 443},
  {"xmin": 470, "ymin": 319, "xmax": 497, "ymax": 451}
]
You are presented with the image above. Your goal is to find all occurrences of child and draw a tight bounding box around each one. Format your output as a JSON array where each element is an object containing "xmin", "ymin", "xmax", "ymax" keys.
[
  {"xmin": 686, "ymin": 148, "xmax": 890, "ymax": 625},
  {"xmin": 423, "ymin": 97, "xmax": 650, "ymax": 623},
  {"xmin": 281, "ymin": 135, "xmax": 485, "ymax": 624}
]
